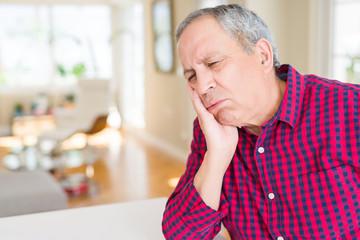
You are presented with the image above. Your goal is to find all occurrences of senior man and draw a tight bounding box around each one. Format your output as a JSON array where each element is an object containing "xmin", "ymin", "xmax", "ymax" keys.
[{"xmin": 163, "ymin": 4, "xmax": 360, "ymax": 240}]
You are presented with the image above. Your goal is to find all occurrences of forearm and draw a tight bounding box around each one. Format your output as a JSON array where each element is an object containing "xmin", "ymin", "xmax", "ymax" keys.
[
  {"xmin": 163, "ymin": 177, "xmax": 228, "ymax": 239},
  {"xmin": 162, "ymin": 119, "xmax": 232, "ymax": 239},
  {"xmin": 163, "ymin": 151, "xmax": 229, "ymax": 239},
  {"xmin": 194, "ymin": 152, "xmax": 229, "ymax": 210}
]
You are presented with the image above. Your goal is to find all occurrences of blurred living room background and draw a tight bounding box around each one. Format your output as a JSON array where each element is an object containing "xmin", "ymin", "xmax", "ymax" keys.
[{"xmin": 0, "ymin": 0, "xmax": 359, "ymax": 217}]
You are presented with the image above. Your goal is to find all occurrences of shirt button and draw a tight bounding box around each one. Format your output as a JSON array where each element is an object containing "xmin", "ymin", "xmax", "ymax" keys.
[
  {"xmin": 258, "ymin": 147, "xmax": 265, "ymax": 153},
  {"xmin": 268, "ymin": 192, "xmax": 275, "ymax": 200},
  {"xmin": 277, "ymin": 236, "xmax": 284, "ymax": 240}
]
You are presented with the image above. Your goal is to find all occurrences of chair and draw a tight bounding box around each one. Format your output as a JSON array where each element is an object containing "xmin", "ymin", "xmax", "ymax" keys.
[
  {"xmin": 38, "ymin": 79, "xmax": 110, "ymax": 145},
  {"xmin": 58, "ymin": 114, "xmax": 109, "ymax": 151},
  {"xmin": 84, "ymin": 115, "xmax": 108, "ymax": 135}
]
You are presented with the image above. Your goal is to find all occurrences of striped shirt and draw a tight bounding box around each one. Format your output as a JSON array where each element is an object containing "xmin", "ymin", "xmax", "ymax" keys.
[{"xmin": 162, "ymin": 65, "xmax": 360, "ymax": 239}]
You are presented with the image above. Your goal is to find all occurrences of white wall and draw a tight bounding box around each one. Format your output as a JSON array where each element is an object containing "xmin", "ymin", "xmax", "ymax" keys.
[
  {"xmin": 244, "ymin": 0, "xmax": 317, "ymax": 74},
  {"xmin": 141, "ymin": 0, "xmax": 196, "ymax": 160}
]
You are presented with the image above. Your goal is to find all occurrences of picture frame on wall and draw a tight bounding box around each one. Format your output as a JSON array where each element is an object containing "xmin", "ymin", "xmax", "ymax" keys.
[{"xmin": 152, "ymin": 0, "xmax": 174, "ymax": 73}]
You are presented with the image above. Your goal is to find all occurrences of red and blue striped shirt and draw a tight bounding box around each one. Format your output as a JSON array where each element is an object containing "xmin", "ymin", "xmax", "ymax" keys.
[{"xmin": 162, "ymin": 65, "xmax": 360, "ymax": 239}]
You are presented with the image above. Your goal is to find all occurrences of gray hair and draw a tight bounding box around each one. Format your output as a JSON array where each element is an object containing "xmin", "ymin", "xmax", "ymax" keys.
[{"xmin": 176, "ymin": 4, "xmax": 280, "ymax": 67}]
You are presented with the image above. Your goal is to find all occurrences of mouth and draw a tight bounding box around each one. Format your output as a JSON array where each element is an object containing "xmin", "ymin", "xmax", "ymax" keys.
[{"xmin": 206, "ymin": 99, "xmax": 226, "ymax": 113}]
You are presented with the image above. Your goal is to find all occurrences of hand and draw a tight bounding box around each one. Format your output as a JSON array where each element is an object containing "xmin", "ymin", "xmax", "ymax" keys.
[{"xmin": 186, "ymin": 83, "xmax": 238, "ymax": 169}]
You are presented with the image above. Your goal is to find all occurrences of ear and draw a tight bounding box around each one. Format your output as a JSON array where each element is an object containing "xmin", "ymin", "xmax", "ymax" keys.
[{"xmin": 255, "ymin": 38, "xmax": 273, "ymax": 73}]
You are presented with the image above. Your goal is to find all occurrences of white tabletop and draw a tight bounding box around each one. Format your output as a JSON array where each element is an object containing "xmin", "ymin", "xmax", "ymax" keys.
[{"xmin": 0, "ymin": 197, "xmax": 168, "ymax": 240}]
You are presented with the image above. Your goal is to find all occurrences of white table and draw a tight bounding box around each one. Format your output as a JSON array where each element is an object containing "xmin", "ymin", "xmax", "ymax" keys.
[{"xmin": 0, "ymin": 198, "xmax": 168, "ymax": 240}]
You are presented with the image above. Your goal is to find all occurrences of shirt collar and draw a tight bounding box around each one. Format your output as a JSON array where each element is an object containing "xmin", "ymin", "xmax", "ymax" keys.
[{"xmin": 274, "ymin": 64, "xmax": 307, "ymax": 128}]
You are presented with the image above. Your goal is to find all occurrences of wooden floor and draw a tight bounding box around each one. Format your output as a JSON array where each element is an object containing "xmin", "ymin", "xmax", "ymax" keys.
[{"xmin": 66, "ymin": 128, "xmax": 186, "ymax": 208}]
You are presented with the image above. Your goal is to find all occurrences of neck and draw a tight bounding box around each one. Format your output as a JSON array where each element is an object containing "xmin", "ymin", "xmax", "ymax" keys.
[{"xmin": 246, "ymin": 75, "xmax": 287, "ymax": 136}]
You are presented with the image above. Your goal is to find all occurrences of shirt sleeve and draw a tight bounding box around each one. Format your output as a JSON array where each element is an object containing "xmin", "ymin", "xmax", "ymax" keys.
[{"xmin": 162, "ymin": 119, "xmax": 229, "ymax": 239}]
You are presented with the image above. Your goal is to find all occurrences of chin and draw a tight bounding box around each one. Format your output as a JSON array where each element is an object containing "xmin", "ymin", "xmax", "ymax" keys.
[{"xmin": 215, "ymin": 112, "xmax": 236, "ymax": 126}]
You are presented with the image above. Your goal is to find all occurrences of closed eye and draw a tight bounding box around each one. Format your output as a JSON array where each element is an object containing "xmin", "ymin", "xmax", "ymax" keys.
[
  {"xmin": 208, "ymin": 61, "xmax": 219, "ymax": 67},
  {"xmin": 188, "ymin": 73, "xmax": 196, "ymax": 82},
  {"xmin": 184, "ymin": 69, "xmax": 196, "ymax": 82}
]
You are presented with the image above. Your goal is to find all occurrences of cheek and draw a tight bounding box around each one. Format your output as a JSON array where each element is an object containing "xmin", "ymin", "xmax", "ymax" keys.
[
  {"xmin": 214, "ymin": 71, "xmax": 237, "ymax": 94},
  {"xmin": 215, "ymin": 61, "xmax": 259, "ymax": 103},
  {"xmin": 222, "ymin": 77, "xmax": 258, "ymax": 115}
]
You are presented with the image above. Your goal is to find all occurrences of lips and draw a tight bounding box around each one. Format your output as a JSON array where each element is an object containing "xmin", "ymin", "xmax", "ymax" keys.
[
  {"xmin": 205, "ymin": 100, "xmax": 219, "ymax": 109},
  {"xmin": 205, "ymin": 99, "xmax": 226, "ymax": 112}
]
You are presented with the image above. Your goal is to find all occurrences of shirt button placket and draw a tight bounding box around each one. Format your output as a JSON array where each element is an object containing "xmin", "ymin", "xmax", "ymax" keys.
[
  {"xmin": 258, "ymin": 145, "xmax": 280, "ymax": 239},
  {"xmin": 272, "ymin": 191, "xmax": 282, "ymax": 240}
]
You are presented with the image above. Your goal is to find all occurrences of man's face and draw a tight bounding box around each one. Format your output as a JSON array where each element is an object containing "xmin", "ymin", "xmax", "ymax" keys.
[{"xmin": 177, "ymin": 16, "xmax": 266, "ymax": 127}]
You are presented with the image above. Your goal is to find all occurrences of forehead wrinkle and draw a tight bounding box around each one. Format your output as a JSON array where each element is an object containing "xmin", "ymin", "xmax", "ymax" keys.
[{"xmin": 200, "ymin": 49, "xmax": 230, "ymax": 62}]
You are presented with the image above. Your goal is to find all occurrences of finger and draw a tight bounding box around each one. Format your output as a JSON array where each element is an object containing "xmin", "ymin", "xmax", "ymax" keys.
[
  {"xmin": 192, "ymin": 89, "xmax": 208, "ymax": 116},
  {"xmin": 186, "ymin": 82, "xmax": 208, "ymax": 116}
]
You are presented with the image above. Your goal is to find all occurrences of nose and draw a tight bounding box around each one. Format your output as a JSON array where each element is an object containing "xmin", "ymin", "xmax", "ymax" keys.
[{"xmin": 193, "ymin": 70, "xmax": 216, "ymax": 95}]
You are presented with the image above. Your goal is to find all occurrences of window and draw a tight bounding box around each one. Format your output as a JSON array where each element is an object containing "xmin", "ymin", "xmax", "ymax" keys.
[
  {"xmin": 0, "ymin": 4, "xmax": 112, "ymax": 90},
  {"xmin": 116, "ymin": 3, "xmax": 145, "ymax": 129},
  {"xmin": 197, "ymin": 0, "xmax": 228, "ymax": 9},
  {"xmin": 331, "ymin": 0, "xmax": 360, "ymax": 84}
]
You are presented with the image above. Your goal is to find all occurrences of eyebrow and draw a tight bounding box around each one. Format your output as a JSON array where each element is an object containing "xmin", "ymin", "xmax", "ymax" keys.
[
  {"xmin": 182, "ymin": 56, "xmax": 214, "ymax": 76},
  {"xmin": 182, "ymin": 54, "xmax": 223, "ymax": 76}
]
